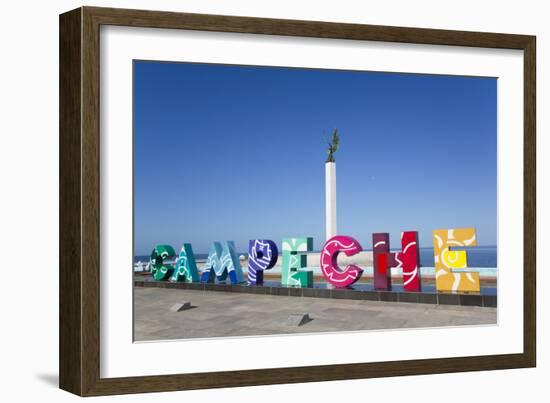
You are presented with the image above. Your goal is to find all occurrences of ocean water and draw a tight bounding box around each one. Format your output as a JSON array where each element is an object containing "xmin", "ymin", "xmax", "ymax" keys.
[{"xmin": 135, "ymin": 246, "xmax": 497, "ymax": 268}]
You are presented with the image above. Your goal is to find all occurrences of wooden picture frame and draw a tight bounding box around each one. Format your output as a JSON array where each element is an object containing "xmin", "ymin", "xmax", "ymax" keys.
[{"xmin": 59, "ymin": 6, "xmax": 536, "ymax": 396}]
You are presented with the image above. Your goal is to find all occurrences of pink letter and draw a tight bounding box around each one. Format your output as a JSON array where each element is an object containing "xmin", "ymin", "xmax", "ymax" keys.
[{"xmin": 320, "ymin": 236, "xmax": 364, "ymax": 288}]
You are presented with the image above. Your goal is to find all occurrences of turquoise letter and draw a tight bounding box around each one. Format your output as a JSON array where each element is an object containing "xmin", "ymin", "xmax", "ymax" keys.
[
  {"xmin": 171, "ymin": 243, "xmax": 200, "ymax": 283},
  {"xmin": 281, "ymin": 237, "xmax": 313, "ymax": 288}
]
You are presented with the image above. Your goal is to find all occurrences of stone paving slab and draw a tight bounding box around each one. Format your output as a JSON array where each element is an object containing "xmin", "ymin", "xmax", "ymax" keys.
[{"xmin": 134, "ymin": 287, "xmax": 497, "ymax": 341}]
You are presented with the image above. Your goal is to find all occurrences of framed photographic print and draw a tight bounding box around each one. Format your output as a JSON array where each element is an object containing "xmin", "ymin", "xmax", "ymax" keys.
[{"xmin": 59, "ymin": 6, "xmax": 536, "ymax": 396}]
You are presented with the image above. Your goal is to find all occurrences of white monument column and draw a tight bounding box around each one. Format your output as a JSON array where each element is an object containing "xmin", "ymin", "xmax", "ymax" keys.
[{"xmin": 325, "ymin": 161, "xmax": 337, "ymax": 240}]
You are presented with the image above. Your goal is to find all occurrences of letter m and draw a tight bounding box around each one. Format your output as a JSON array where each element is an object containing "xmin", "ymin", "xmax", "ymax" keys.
[{"xmin": 200, "ymin": 241, "xmax": 244, "ymax": 285}]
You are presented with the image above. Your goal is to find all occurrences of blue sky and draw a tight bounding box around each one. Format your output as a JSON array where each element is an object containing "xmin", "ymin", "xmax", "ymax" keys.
[{"xmin": 133, "ymin": 61, "xmax": 497, "ymax": 255}]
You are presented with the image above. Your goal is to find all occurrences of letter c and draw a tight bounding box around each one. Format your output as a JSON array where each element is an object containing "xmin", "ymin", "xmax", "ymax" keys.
[{"xmin": 320, "ymin": 235, "xmax": 363, "ymax": 288}]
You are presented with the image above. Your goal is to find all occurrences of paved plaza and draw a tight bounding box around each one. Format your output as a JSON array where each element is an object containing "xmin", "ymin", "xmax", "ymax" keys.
[{"xmin": 134, "ymin": 287, "xmax": 497, "ymax": 341}]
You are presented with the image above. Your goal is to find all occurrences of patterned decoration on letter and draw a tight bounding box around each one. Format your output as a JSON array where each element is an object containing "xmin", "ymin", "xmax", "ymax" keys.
[
  {"xmin": 433, "ymin": 228, "xmax": 479, "ymax": 292},
  {"xmin": 248, "ymin": 239, "xmax": 278, "ymax": 285},
  {"xmin": 320, "ymin": 235, "xmax": 363, "ymax": 288},
  {"xmin": 150, "ymin": 245, "xmax": 176, "ymax": 281},
  {"xmin": 200, "ymin": 241, "xmax": 244, "ymax": 285},
  {"xmin": 372, "ymin": 232, "xmax": 421, "ymax": 291},
  {"xmin": 171, "ymin": 243, "xmax": 200, "ymax": 283},
  {"xmin": 281, "ymin": 237, "xmax": 313, "ymax": 288}
]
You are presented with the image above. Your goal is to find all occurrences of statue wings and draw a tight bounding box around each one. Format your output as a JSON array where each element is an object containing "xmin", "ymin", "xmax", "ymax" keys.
[
  {"xmin": 331, "ymin": 129, "xmax": 339, "ymax": 152},
  {"xmin": 325, "ymin": 129, "xmax": 339, "ymax": 163}
]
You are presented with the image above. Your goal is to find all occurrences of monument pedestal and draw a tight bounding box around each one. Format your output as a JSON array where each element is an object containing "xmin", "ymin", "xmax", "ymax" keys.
[
  {"xmin": 325, "ymin": 162, "xmax": 337, "ymax": 290},
  {"xmin": 325, "ymin": 162, "xmax": 337, "ymax": 240}
]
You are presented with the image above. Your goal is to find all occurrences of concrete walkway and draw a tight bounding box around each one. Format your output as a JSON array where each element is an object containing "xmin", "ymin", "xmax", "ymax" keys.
[{"xmin": 134, "ymin": 287, "xmax": 497, "ymax": 341}]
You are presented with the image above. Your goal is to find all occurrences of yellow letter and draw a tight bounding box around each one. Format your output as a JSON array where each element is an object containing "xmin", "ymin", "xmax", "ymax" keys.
[{"xmin": 433, "ymin": 228, "xmax": 480, "ymax": 292}]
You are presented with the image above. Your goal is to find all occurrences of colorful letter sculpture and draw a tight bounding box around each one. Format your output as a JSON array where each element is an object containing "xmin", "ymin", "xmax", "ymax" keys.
[
  {"xmin": 281, "ymin": 237, "xmax": 314, "ymax": 288},
  {"xmin": 247, "ymin": 239, "xmax": 278, "ymax": 285},
  {"xmin": 373, "ymin": 234, "xmax": 393, "ymax": 290},
  {"xmin": 171, "ymin": 243, "xmax": 200, "ymax": 283},
  {"xmin": 372, "ymin": 232, "xmax": 421, "ymax": 291},
  {"xmin": 149, "ymin": 228, "xmax": 482, "ymax": 293},
  {"xmin": 433, "ymin": 228, "xmax": 480, "ymax": 292},
  {"xmin": 200, "ymin": 241, "xmax": 244, "ymax": 285},
  {"xmin": 150, "ymin": 245, "xmax": 176, "ymax": 281},
  {"xmin": 398, "ymin": 232, "xmax": 421, "ymax": 291},
  {"xmin": 320, "ymin": 236, "xmax": 363, "ymax": 287}
]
